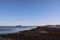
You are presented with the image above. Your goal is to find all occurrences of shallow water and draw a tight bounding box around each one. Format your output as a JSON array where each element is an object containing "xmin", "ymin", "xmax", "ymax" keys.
[{"xmin": 0, "ymin": 26, "xmax": 36, "ymax": 34}]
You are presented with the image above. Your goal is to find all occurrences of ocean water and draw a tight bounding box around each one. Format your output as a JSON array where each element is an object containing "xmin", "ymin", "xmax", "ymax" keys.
[{"xmin": 0, "ymin": 26, "xmax": 37, "ymax": 34}]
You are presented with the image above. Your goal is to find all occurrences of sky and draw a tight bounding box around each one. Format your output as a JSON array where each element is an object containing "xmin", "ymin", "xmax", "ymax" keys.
[{"xmin": 0, "ymin": 0, "xmax": 60, "ymax": 26}]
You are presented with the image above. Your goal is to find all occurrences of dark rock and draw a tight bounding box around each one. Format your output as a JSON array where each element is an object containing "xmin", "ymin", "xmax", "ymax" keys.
[{"xmin": 0, "ymin": 26, "xmax": 60, "ymax": 40}]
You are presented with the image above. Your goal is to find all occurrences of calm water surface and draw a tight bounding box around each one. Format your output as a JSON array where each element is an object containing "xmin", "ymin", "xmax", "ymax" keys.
[{"xmin": 0, "ymin": 26, "xmax": 37, "ymax": 34}]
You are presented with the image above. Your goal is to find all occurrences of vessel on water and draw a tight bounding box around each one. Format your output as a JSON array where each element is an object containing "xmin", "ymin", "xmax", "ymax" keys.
[{"xmin": 16, "ymin": 25, "xmax": 22, "ymax": 27}]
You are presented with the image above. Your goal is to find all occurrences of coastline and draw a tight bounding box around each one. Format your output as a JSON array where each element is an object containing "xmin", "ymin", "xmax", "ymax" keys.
[
  {"xmin": 0, "ymin": 26, "xmax": 60, "ymax": 40},
  {"xmin": 0, "ymin": 26, "xmax": 37, "ymax": 35}
]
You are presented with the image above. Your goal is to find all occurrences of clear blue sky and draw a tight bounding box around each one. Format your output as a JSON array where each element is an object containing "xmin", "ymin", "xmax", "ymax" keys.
[{"xmin": 0, "ymin": 0, "xmax": 60, "ymax": 26}]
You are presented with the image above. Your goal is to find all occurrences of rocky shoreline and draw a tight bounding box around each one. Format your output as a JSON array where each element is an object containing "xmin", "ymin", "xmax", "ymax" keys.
[{"xmin": 0, "ymin": 26, "xmax": 60, "ymax": 40}]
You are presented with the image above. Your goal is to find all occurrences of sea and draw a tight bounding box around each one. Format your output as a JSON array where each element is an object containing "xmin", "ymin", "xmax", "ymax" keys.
[{"xmin": 0, "ymin": 26, "xmax": 37, "ymax": 34}]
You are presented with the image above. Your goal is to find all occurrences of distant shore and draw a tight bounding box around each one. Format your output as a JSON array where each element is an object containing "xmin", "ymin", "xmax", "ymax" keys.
[{"xmin": 0, "ymin": 26, "xmax": 60, "ymax": 40}]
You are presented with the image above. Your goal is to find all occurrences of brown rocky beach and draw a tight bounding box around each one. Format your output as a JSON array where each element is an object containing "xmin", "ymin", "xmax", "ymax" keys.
[{"xmin": 0, "ymin": 26, "xmax": 60, "ymax": 40}]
